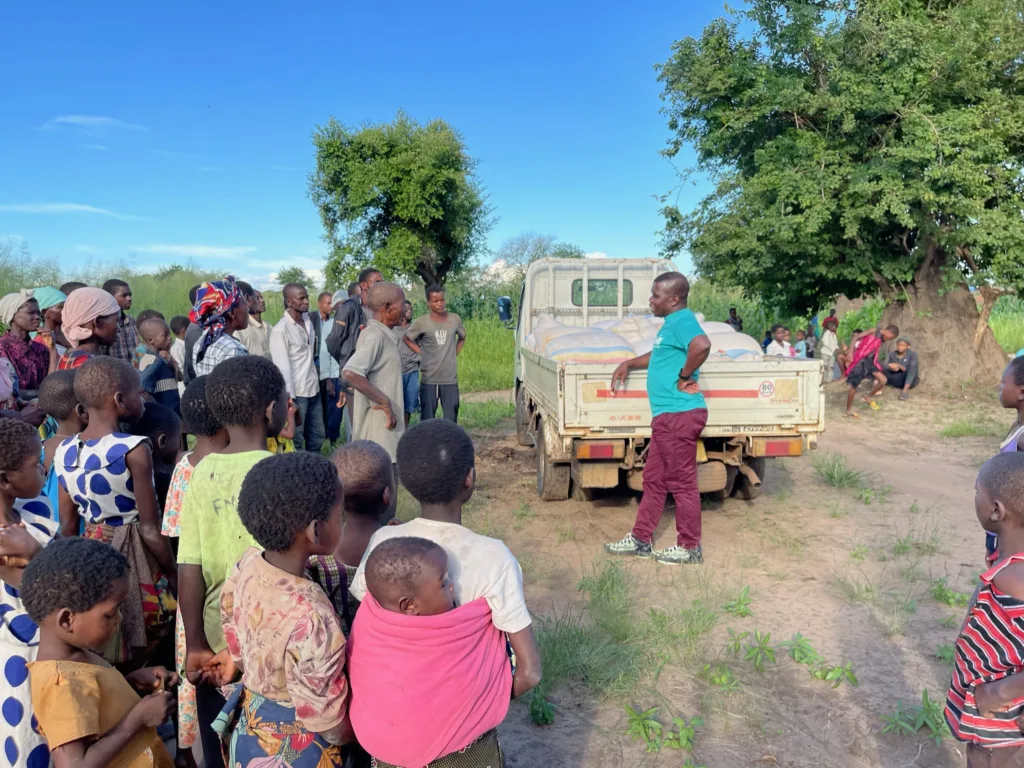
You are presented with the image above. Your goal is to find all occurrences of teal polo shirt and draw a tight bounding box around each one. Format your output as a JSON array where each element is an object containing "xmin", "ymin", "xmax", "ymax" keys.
[{"xmin": 647, "ymin": 309, "xmax": 708, "ymax": 417}]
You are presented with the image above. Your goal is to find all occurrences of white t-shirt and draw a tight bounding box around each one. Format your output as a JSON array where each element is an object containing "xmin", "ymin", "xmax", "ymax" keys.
[
  {"xmin": 765, "ymin": 340, "xmax": 793, "ymax": 357},
  {"xmin": 349, "ymin": 517, "xmax": 532, "ymax": 634}
]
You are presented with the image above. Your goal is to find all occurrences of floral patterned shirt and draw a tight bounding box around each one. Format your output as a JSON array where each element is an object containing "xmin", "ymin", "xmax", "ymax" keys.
[
  {"xmin": 161, "ymin": 453, "xmax": 193, "ymax": 537},
  {"xmin": 221, "ymin": 547, "xmax": 349, "ymax": 734},
  {"xmin": 0, "ymin": 334, "xmax": 49, "ymax": 391}
]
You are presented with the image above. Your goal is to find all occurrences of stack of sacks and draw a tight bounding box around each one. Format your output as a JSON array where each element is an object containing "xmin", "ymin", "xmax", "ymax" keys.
[
  {"xmin": 705, "ymin": 331, "xmax": 764, "ymax": 361},
  {"xmin": 533, "ymin": 314, "xmax": 582, "ymax": 352},
  {"xmin": 544, "ymin": 329, "xmax": 635, "ymax": 364}
]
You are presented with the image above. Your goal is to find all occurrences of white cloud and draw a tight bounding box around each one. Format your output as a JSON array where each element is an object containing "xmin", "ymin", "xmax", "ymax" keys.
[
  {"xmin": 585, "ymin": 251, "xmax": 608, "ymax": 259},
  {"xmin": 131, "ymin": 244, "xmax": 258, "ymax": 259},
  {"xmin": 43, "ymin": 115, "xmax": 146, "ymax": 131},
  {"xmin": 74, "ymin": 244, "xmax": 99, "ymax": 254},
  {"xmin": 84, "ymin": 144, "xmax": 109, "ymax": 151},
  {"xmin": 0, "ymin": 203, "xmax": 147, "ymax": 221}
]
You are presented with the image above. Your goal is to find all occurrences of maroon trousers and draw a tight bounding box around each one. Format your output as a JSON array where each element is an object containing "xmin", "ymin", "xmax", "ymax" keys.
[{"xmin": 632, "ymin": 409, "xmax": 708, "ymax": 548}]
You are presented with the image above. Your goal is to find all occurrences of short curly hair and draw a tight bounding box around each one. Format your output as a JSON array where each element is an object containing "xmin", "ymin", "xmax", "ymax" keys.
[
  {"xmin": 238, "ymin": 452, "xmax": 340, "ymax": 552},
  {"xmin": 1008, "ymin": 356, "xmax": 1024, "ymax": 387},
  {"xmin": 979, "ymin": 452, "xmax": 1024, "ymax": 519},
  {"xmin": 0, "ymin": 418, "xmax": 40, "ymax": 473},
  {"xmin": 180, "ymin": 376, "xmax": 223, "ymax": 437},
  {"xmin": 38, "ymin": 370, "xmax": 79, "ymax": 421},
  {"xmin": 397, "ymin": 420, "xmax": 475, "ymax": 505},
  {"xmin": 365, "ymin": 536, "xmax": 446, "ymax": 603},
  {"xmin": 131, "ymin": 402, "xmax": 181, "ymax": 444},
  {"xmin": 21, "ymin": 538, "xmax": 129, "ymax": 623},
  {"xmin": 206, "ymin": 355, "xmax": 285, "ymax": 428},
  {"xmin": 74, "ymin": 357, "xmax": 139, "ymax": 410},
  {"xmin": 331, "ymin": 441, "xmax": 392, "ymax": 519}
]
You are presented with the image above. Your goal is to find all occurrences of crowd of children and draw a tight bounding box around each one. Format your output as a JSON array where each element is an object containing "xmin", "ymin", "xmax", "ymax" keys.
[{"xmin": 0, "ymin": 276, "xmax": 535, "ymax": 768}]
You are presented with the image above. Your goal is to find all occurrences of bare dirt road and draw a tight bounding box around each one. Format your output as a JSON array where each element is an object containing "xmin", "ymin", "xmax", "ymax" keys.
[{"xmin": 450, "ymin": 384, "xmax": 1009, "ymax": 767}]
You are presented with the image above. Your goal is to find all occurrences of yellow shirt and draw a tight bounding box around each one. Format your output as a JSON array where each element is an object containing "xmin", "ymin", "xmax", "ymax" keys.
[{"xmin": 28, "ymin": 659, "xmax": 173, "ymax": 768}]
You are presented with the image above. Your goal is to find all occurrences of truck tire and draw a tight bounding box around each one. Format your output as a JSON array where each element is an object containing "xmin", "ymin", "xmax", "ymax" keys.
[
  {"xmin": 515, "ymin": 386, "xmax": 533, "ymax": 447},
  {"xmin": 536, "ymin": 424, "xmax": 570, "ymax": 501},
  {"xmin": 707, "ymin": 464, "xmax": 738, "ymax": 502},
  {"xmin": 734, "ymin": 457, "xmax": 766, "ymax": 501}
]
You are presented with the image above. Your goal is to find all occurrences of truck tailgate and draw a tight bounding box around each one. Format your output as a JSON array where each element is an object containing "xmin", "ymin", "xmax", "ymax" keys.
[{"xmin": 557, "ymin": 358, "xmax": 824, "ymax": 437}]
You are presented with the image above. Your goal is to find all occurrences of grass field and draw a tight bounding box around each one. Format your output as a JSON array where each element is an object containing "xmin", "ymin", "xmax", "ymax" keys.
[{"xmin": 458, "ymin": 319, "xmax": 515, "ymax": 393}]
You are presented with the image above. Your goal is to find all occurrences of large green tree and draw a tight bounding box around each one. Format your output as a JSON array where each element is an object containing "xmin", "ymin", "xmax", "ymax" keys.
[
  {"xmin": 310, "ymin": 111, "xmax": 491, "ymax": 289},
  {"xmin": 659, "ymin": 0, "xmax": 1023, "ymax": 385},
  {"xmin": 276, "ymin": 266, "xmax": 317, "ymax": 291}
]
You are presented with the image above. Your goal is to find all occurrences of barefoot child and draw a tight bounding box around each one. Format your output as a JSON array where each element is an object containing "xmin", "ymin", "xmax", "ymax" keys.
[
  {"xmin": 306, "ymin": 440, "xmax": 390, "ymax": 634},
  {"xmin": 347, "ymin": 536, "xmax": 511, "ymax": 767},
  {"xmin": 177, "ymin": 355, "xmax": 288, "ymax": 768},
  {"xmin": 23, "ymin": 538, "xmax": 177, "ymax": 768},
  {"xmin": 946, "ymin": 453, "xmax": 1024, "ymax": 766},
  {"xmin": 54, "ymin": 358, "xmax": 177, "ymax": 665},
  {"xmin": 214, "ymin": 452, "xmax": 350, "ymax": 766},
  {"xmin": 0, "ymin": 418, "xmax": 59, "ymax": 768},
  {"xmin": 843, "ymin": 324, "xmax": 899, "ymax": 417},
  {"xmin": 350, "ymin": 420, "xmax": 542, "ymax": 698},
  {"xmin": 37, "ymin": 370, "xmax": 86, "ymax": 520}
]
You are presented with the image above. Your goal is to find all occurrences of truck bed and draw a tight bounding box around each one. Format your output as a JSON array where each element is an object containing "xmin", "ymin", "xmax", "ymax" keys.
[{"xmin": 522, "ymin": 348, "xmax": 824, "ymax": 439}]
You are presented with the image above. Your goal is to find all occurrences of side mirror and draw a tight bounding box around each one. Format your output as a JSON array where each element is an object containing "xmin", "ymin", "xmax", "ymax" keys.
[{"xmin": 497, "ymin": 296, "xmax": 513, "ymax": 327}]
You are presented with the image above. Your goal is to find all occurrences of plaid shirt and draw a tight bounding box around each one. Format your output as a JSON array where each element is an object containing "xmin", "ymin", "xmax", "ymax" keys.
[
  {"xmin": 192, "ymin": 333, "xmax": 248, "ymax": 376},
  {"xmin": 107, "ymin": 313, "xmax": 141, "ymax": 365},
  {"xmin": 305, "ymin": 554, "xmax": 359, "ymax": 636}
]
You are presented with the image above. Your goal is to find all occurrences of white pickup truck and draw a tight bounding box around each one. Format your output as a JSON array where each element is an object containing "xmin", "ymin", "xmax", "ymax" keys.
[{"xmin": 497, "ymin": 258, "xmax": 826, "ymax": 501}]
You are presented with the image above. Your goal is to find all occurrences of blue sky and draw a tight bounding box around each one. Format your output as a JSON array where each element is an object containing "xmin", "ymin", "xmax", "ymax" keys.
[{"xmin": 0, "ymin": 0, "xmax": 721, "ymax": 287}]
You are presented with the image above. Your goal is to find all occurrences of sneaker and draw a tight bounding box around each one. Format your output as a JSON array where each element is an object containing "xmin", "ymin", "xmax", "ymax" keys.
[
  {"xmin": 653, "ymin": 544, "xmax": 704, "ymax": 565},
  {"xmin": 604, "ymin": 533, "xmax": 653, "ymax": 558}
]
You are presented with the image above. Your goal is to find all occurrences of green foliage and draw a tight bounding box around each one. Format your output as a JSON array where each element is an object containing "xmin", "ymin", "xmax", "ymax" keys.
[
  {"xmin": 528, "ymin": 693, "xmax": 556, "ymax": 726},
  {"xmin": 811, "ymin": 662, "xmax": 859, "ymax": 689},
  {"xmin": 457, "ymin": 400, "xmax": 515, "ymax": 430},
  {"xmin": 931, "ymin": 578, "xmax": 970, "ymax": 608},
  {"xmin": 701, "ymin": 663, "xmax": 742, "ymax": 693},
  {"xmin": 812, "ymin": 453, "xmax": 865, "ymax": 489},
  {"xmin": 743, "ymin": 630, "xmax": 776, "ymax": 673},
  {"xmin": 849, "ymin": 545, "xmax": 868, "ymax": 562},
  {"xmin": 625, "ymin": 705, "xmax": 663, "ymax": 752},
  {"xmin": 939, "ymin": 421, "xmax": 1001, "ymax": 439},
  {"xmin": 991, "ymin": 296, "xmax": 1024, "ymax": 354},
  {"xmin": 276, "ymin": 267, "xmax": 318, "ymax": 292},
  {"xmin": 722, "ymin": 585, "xmax": 753, "ymax": 618},
  {"xmin": 658, "ymin": 0, "xmax": 1024, "ymax": 314},
  {"xmin": 456, "ymin": 320, "xmax": 514, "ymax": 392},
  {"xmin": 725, "ymin": 628, "xmax": 748, "ymax": 657},
  {"xmin": 661, "ymin": 715, "xmax": 703, "ymax": 751},
  {"xmin": 778, "ymin": 633, "xmax": 823, "ymax": 667},
  {"xmin": 882, "ymin": 691, "xmax": 949, "ymax": 745},
  {"xmin": 935, "ymin": 644, "xmax": 956, "ymax": 666},
  {"xmin": 311, "ymin": 111, "xmax": 490, "ymax": 289}
]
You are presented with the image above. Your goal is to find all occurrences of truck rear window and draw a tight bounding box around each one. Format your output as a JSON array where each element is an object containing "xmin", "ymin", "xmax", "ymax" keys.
[{"xmin": 571, "ymin": 279, "xmax": 633, "ymax": 307}]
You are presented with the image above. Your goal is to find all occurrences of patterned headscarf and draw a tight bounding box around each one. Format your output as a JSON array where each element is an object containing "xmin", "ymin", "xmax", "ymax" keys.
[{"xmin": 190, "ymin": 276, "xmax": 243, "ymax": 360}]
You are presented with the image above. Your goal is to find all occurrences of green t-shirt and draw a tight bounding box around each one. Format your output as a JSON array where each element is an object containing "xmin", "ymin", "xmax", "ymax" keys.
[
  {"xmin": 177, "ymin": 451, "xmax": 267, "ymax": 652},
  {"xmin": 647, "ymin": 309, "xmax": 708, "ymax": 417}
]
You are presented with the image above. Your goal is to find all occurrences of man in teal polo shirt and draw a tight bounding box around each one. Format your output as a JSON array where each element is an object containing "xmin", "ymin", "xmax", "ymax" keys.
[{"xmin": 605, "ymin": 272, "xmax": 711, "ymax": 564}]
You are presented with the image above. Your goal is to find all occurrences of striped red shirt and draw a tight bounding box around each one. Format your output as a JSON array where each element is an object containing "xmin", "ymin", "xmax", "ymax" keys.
[{"xmin": 946, "ymin": 553, "xmax": 1024, "ymax": 747}]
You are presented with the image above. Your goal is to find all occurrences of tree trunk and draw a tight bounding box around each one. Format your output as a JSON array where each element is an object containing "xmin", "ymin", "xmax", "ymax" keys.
[{"xmin": 880, "ymin": 242, "xmax": 1008, "ymax": 390}]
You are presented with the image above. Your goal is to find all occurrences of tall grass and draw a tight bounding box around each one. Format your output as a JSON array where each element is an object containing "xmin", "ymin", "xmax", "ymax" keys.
[
  {"xmin": 458, "ymin": 319, "xmax": 514, "ymax": 393},
  {"xmin": 812, "ymin": 453, "xmax": 866, "ymax": 488},
  {"xmin": 991, "ymin": 297, "xmax": 1024, "ymax": 355}
]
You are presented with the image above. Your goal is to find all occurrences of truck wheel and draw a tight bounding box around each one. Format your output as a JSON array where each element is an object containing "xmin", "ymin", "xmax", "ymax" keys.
[
  {"xmin": 734, "ymin": 457, "xmax": 766, "ymax": 501},
  {"xmin": 515, "ymin": 386, "xmax": 533, "ymax": 447},
  {"xmin": 707, "ymin": 465, "xmax": 738, "ymax": 502},
  {"xmin": 536, "ymin": 424, "xmax": 570, "ymax": 501}
]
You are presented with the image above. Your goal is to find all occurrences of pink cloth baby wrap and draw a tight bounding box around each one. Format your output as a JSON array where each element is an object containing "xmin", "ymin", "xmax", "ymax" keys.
[{"xmin": 347, "ymin": 594, "xmax": 513, "ymax": 767}]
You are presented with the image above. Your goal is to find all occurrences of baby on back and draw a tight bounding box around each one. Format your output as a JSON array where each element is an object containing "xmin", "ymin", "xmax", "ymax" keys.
[{"xmin": 364, "ymin": 537, "xmax": 456, "ymax": 616}]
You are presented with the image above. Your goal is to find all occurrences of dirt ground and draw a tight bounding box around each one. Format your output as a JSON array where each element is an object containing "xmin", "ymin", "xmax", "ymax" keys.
[{"xmin": 453, "ymin": 383, "xmax": 1013, "ymax": 768}]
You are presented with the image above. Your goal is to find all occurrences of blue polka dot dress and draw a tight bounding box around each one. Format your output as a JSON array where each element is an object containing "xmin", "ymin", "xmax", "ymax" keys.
[
  {"xmin": 0, "ymin": 496, "xmax": 57, "ymax": 768},
  {"xmin": 54, "ymin": 433, "xmax": 148, "ymax": 528}
]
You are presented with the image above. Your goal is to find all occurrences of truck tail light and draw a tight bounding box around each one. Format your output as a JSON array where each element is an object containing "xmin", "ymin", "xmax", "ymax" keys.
[
  {"xmin": 575, "ymin": 440, "xmax": 626, "ymax": 460},
  {"xmin": 750, "ymin": 437, "xmax": 803, "ymax": 457}
]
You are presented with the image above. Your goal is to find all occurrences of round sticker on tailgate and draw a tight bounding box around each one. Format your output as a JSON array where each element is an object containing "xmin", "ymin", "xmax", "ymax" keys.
[{"xmin": 759, "ymin": 380, "xmax": 775, "ymax": 398}]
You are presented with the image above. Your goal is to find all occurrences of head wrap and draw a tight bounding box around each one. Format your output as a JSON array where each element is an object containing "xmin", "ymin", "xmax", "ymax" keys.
[
  {"xmin": 32, "ymin": 286, "xmax": 67, "ymax": 312},
  {"xmin": 62, "ymin": 287, "xmax": 121, "ymax": 347},
  {"xmin": 0, "ymin": 289, "xmax": 34, "ymax": 327},
  {"xmin": 190, "ymin": 277, "xmax": 243, "ymax": 360},
  {"xmin": 331, "ymin": 289, "xmax": 347, "ymax": 308}
]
